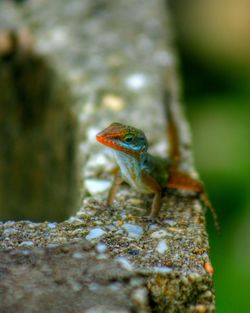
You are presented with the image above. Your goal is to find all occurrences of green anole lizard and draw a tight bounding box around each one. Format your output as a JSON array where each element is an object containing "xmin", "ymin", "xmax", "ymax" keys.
[{"xmin": 96, "ymin": 98, "xmax": 219, "ymax": 230}]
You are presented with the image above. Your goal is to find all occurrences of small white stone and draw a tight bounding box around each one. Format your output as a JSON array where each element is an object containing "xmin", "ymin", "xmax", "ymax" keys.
[
  {"xmin": 4, "ymin": 221, "xmax": 16, "ymax": 227},
  {"xmin": 122, "ymin": 223, "xmax": 144, "ymax": 239},
  {"xmin": 47, "ymin": 244, "xmax": 59, "ymax": 248},
  {"xmin": 106, "ymin": 224, "xmax": 117, "ymax": 232},
  {"xmin": 202, "ymin": 252, "xmax": 209, "ymax": 258},
  {"xmin": 148, "ymin": 224, "xmax": 159, "ymax": 231},
  {"xmin": 96, "ymin": 242, "xmax": 107, "ymax": 254},
  {"xmin": 108, "ymin": 282, "xmax": 122, "ymax": 291},
  {"xmin": 193, "ymin": 200, "xmax": 202, "ymax": 212},
  {"xmin": 153, "ymin": 266, "xmax": 172, "ymax": 274},
  {"xmin": 155, "ymin": 239, "xmax": 168, "ymax": 254},
  {"xmin": 86, "ymin": 228, "xmax": 106, "ymax": 240},
  {"xmin": 20, "ymin": 250, "xmax": 30, "ymax": 255},
  {"xmin": 19, "ymin": 241, "xmax": 34, "ymax": 247},
  {"xmin": 150, "ymin": 229, "xmax": 168, "ymax": 239},
  {"xmin": 131, "ymin": 288, "xmax": 148, "ymax": 305},
  {"xmin": 28, "ymin": 222, "xmax": 40, "ymax": 228},
  {"xmin": 116, "ymin": 256, "xmax": 133, "ymax": 271},
  {"xmin": 3, "ymin": 228, "xmax": 17, "ymax": 236},
  {"xmin": 88, "ymin": 282, "xmax": 100, "ymax": 291},
  {"xmin": 47, "ymin": 222, "xmax": 57, "ymax": 229},
  {"xmin": 115, "ymin": 229, "xmax": 124, "ymax": 235},
  {"xmin": 70, "ymin": 281, "xmax": 82, "ymax": 292},
  {"xmin": 85, "ymin": 179, "xmax": 111, "ymax": 195},
  {"xmin": 189, "ymin": 272, "xmax": 201, "ymax": 282},
  {"xmin": 93, "ymin": 221, "xmax": 103, "ymax": 226},
  {"xmin": 164, "ymin": 219, "xmax": 176, "ymax": 226},
  {"xmin": 67, "ymin": 216, "xmax": 83, "ymax": 223}
]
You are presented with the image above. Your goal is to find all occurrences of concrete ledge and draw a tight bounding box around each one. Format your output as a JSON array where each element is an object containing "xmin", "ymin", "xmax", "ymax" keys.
[
  {"xmin": 0, "ymin": 241, "xmax": 150, "ymax": 313},
  {"xmin": 0, "ymin": 0, "xmax": 215, "ymax": 312}
]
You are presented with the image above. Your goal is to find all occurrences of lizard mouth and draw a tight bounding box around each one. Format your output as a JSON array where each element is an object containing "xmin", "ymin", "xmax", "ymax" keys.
[
  {"xmin": 96, "ymin": 131, "xmax": 121, "ymax": 150},
  {"xmin": 96, "ymin": 131, "xmax": 139, "ymax": 159},
  {"xmin": 96, "ymin": 132, "xmax": 113, "ymax": 147}
]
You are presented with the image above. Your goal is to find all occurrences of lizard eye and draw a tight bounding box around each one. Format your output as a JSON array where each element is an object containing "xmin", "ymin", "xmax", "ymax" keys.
[{"xmin": 124, "ymin": 135, "xmax": 133, "ymax": 143}]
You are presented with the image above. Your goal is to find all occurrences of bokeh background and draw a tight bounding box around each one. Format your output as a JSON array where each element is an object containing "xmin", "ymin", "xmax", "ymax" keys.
[{"xmin": 169, "ymin": 0, "xmax": 250, "ymax": 312}]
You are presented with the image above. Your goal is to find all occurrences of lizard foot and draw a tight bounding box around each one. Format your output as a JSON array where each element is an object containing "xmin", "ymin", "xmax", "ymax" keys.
[{"xmin": 143, "ymin": 215, "xmax": 160, "ymax": 224}]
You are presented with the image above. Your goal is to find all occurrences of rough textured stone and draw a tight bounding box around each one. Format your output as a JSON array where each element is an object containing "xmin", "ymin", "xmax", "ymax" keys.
[
  {"xmin": 0, "ymin": 0, "xmax": 215, "ymax": 312},
  {"xmin": 0, "ymin": 195, "xmax": 215, "ymax": 312},
  {"xmin": 0, "ymin": 241, "xmax": 150, "ymax": 313}
]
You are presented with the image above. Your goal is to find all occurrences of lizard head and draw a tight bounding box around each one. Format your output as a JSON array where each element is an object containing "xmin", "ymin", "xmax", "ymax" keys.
[{"xmin": 96, "ymin": 122, "xmax": 148, "ymax": 157}]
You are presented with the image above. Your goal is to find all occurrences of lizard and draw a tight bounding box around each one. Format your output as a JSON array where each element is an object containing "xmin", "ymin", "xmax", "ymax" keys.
[{"xmin": 96, "ymin": 100, "xmax": 219, "ymax": 229}]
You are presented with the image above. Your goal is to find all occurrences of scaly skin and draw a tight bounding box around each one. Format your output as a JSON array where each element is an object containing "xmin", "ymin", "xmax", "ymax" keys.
[
  {"xmin": 96, "ymin": 122, "xmax": 220, "ymax": 227},
  {"xmin": 95, "ymin": 122, "xmax": 196, "ymax": 218},
  {"xmin": 96, "ymin": 122, "xmax": 170, "ymax": 217}
]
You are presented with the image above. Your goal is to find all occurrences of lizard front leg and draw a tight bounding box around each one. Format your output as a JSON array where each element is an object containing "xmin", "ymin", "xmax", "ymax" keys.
[
  {"xmin": 107, "ymin": 169, "xmax": 123, "ymax": 207},
  {"xmin": 141, "ymin": 170, "xmax": 162, "ymax": 218}
]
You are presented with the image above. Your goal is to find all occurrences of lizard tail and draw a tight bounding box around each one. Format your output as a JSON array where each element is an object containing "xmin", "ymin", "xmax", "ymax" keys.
[
  {"xmin": 163, "ymin": 90, "xmax": 220, "ymax": 231},
  {"xmin": 167, "ymin": 169, "xmax": 220, "ymax": 231},
  {"xmin": 167, "ymin": 169, "xmax": 204, "ymax": 193},
  {"xmin": 199, "ymin": 191, "xmax": 221, "ymax": 232},
  {"xmin": 163, "ymin": 90, "xmax": 180, "ymax": 165}
]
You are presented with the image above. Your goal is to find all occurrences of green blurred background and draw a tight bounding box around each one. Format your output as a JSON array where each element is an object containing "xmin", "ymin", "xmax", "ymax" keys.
[{"xmin": 169, "ymin": 0, "xmax": 250, "ymax": 312}]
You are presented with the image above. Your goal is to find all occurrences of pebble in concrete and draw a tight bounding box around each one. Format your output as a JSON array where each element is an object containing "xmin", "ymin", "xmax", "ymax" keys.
[
  {"xmin": 85, "ymin": 179, "xmax": 111, "ymax": 195},
  {"xmin": 122, "ymin": 223, "xmax": 144, "ymax": 239},
  {"xmin": 150, "ymin": 229, "xmax": 168, "ymax": 239},
  {"xmin": 86, "ymin": 228, "xmax": 106, "ymax": 240},
  {"xmin": 155, "ymin": 239, "xmax": 168, "ymax": 254}
]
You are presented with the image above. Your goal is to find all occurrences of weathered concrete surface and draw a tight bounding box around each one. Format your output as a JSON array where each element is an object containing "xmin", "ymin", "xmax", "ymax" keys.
[
  {"xmin": 0, "ymin": 241, "xmax": 150, "ymax": 313},
  {"xmin": 0, "ymin": 194, "xmax": 215, "ymax": 312},
  {"xmin": 0, "ymin": 0, "xmax": 215, "ymax": 312}
]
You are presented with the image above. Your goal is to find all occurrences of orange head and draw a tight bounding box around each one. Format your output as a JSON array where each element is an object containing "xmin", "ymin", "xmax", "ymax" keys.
[{"xmin": 96, "ymin": 122, "xmax": 148, "ymax": 158}]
